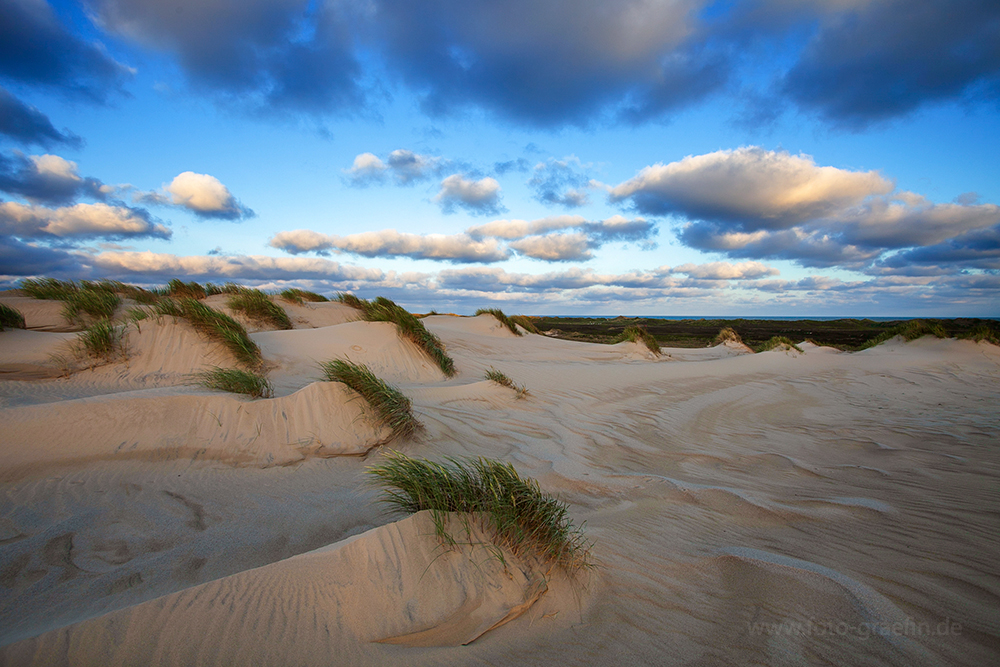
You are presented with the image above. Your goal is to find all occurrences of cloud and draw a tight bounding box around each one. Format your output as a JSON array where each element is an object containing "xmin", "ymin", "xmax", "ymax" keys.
[
  {"xmin": 0, "ymin": 201, "xmax": 171, "ymax": 240},
  {"xmin": 434, "ymin": 174, "xmax": 505, "ymax": 215},
  {"xmin": 493, "ymin": 158, "xmax": 531, "ymax": 175},
  {"xmin": 782, "ymin": 0, "xmax": 1000, "ymax": 128},
  {"xmin": 0, "ymin": 235, "xmax": 82, "ymax": 275},
  {"xmin": 528, "ymin": 156, "xmax": 597, "ymax": 207},
  {"xmin": 878, "ymin": 223, "xmax": 1000, "ymax": 272},
  {"xmin": 0, "ymin": 152, "xmax": 108, "ymax": 205},
  {"xmin": 345, "ymin": 149, "xmax": 446, "ymax": 186},
  {"xmin": 269, "ymin": 229, "xmax": 510, "ymax": 263},
  {"xmin": 670, "ymin": 261, "xmax": 778, "ymax": 280},
  {"xmin": 90, "ymin": 0, "xmax": 361, "ymax": 115},
  {"xmin": 0, "ymin": 87, "xmax": 82, "ymax": 148},
  {"xmin": 0, "ymin": 0, "xmax": 131, "ymax": 101},
  {"xmin": 466, "ymin": 215, "xmax": 586, "ymax": 240},
  {"xmin": 610, "ymin": 147, "xmax": 893, "ymax": 227},
  {"xmin": 131, "ymin": 171, "xmax": 254, "ymax": 220},
  {"xmin": 508, "ymin": 233, "xmax": 593, "ymax": 261}
]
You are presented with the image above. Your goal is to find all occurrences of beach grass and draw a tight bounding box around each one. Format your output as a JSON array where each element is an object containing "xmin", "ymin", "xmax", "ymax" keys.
[
  {"xmin": 509, "ymin": 315, "xmax": 540, "ymax": 334},
  {"xmin": 334, "ymin": 294, "xmax": 456, "ymax": 377},
  {"xmin": 754, "ymin": 336, "xmax": 804, "ymax": 353},
  {"xmin": 319, "ymin": 359, "xmax": 421, "ymax": 440},
  {"xmin": 138, "ymin": 297, "xmax": 262, "ymax": 369},
  {"xmin": 0, "ymin": 303, "xmax": 26, "ymax": 330},
  {"xmin": 960, "ymin": 323, "xmax": 1000, "ymax": 345},
  {"xmin": 485, "ymin": 367, "xmax": 528, "ymax": 398},
  {"xmin": 226, "ymin": 287, "xmax": 293, "ymax": 330},
  {"xmin": 279, "ymin": 288, "xmax": 328, "ymax": 304},
  {"xmin": 61, "ymin": 288, "xmax": 122, "ymax": 324},
  {"xmin": 713, "ymin": 326, "xmax": 744, "ymax": 346},
  {"xmin": 475, "ymin": 308, "xmax": 523, "ymax": 336},
  {"xmin": 367, "ymin": 451, "xmax": 592, "ymax": 571},
  {"xmin": 19, "ymin": 278, "xmax": 78, "ymax": 300},
  {"xmin": 163, "ymin": 279, "xmax": 207, "ymax": 300},
  {"xmin": 76, "ymin": 318, "xmax": 128, "ymax": 362},
  {"xmin": 858, "ymin": 319, "xmax": 947, "ymax": 350},
  {"xmin": 614, "ymin": 324, "xmax": 661, "ymax": 354},
  {"xmin": 193, "ymin": 366, "xmax": 274, "ymax": 398}
]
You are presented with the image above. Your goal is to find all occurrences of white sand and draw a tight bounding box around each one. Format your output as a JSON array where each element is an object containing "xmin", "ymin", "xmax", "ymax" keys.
[{"xmin": 1, "ymin": 300, "xmax": 998, "ymax": 665}]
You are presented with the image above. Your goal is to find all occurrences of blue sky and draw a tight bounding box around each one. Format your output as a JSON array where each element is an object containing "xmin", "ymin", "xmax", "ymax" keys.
[{"xmin": 2, "ymin": 0, "xmax": 999, "ymax": 315}]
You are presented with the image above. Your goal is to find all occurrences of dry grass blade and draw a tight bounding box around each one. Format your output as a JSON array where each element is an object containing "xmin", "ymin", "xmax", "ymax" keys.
[
  {"xmin": 319, "ymin": 359, "xmax": 421, "ymax": 440},
  {"xmin": 475, "ymin": 308, "xmax": 523, "ymax": 336},
  {"xmin": 367, "ymin": 451, "xmax": 592, "ymax": 571}
]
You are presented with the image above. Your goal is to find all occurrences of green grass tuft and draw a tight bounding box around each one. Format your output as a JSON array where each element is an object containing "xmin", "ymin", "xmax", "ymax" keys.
[
  {"xmin": 61, "ymin": 288, "xmax": 121, "ymax": 324},
  {"xmin": 858, "ymin": 319, "xmax": 948, "ymax": 350},
  {"xmin": 319, "ymin": 359, "xmax": 421, "ymax": 440},
  {"xmin": 713, "ymin": 326, "xmax": 744, "ymax": 346},
  {"xmin": 0, "ymin": 303, "xmax": 26, "ymax": 330},
  {"xmin": 485, "ymin": 367, "xmax": 529, "ymax": 398},
  {"xmin": 143, "ymin": 298, "xmax": 262, "ymax": 368},
  {"xmin": 75, "ymin": 319, "xmax": 128, "ymax": 363},
  {"xmin": 509, "ymin": 315, "xmax": 540, "ymax": 334},
  {"xmin": 754, "ymin": 336, "xmax": 804, "ymax": 353},
  {"xmin": 164, "ymin": 279, "xmax": 207, "ymax": 300},
  {"xmin": 338, "ymin": 295, "xmax": 455, "ymax": 377},
  {"xmin": 613, "ymin": 324, "xmax": 661, "ymax": 354},
  {"xmin": 367, "ymin": 451, "xmax": 592, "ymax": 571},
  {"xmin": 19, "ymin": 278, "xmax": 78, "ymax": 300},
  {"xmin": 280, "ymin": 288, "xmax": 328, "ymax": 304},
  {"xmin": 475, "ymin": 308, "xmax": 523, "ymax": 336},
  {"xmin": 959, "ymin": 323, "xmax": 1000, "ymax": 345},
  {"xmin": 193, "ymin": 367, "xmax": 273, "ymax": 398},
  {"xmin": 227, "ymin": 287, "xmax": 292, "ymax": 330}
]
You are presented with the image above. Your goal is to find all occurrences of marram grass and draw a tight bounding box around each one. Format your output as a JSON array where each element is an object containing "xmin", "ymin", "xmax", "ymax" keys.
[
  {"xmin": 754, "ymin": 336, "xmax": 804, "ymax": 353},
  {"xmin": 136, "ymin": 298, "xmax": 263, "ymax": 369},
  {"xmin": 475, "ymin": 308, "xmax": 523, "ymax": 336},
  {"xmin": 614, "ymin": 324, "xmax": 661, "ymax": 355},
  {"xmin": 61, "ymin": 288, "xmax": 121, "ymax": 324},
  {"xmin": 319, "ymin": 359, "xmax": 421, "ymax": 440},
  {"xmin": 367, "ymin": 451, "xmax": 592, "ymax": 571},
  {"xmin": 485, "ymin": 367, "xmax": 529, "ymax": 398},
  {"xmin": 280, "ymin": 288, "xmax": 328, "ymax": 304},
  {"xmin": 713, "ymin": 326, "xmax": 744, "ymax": 346},
  {"xmin": 859, "ymin": 319, "xmax": 948, "ymax": 350},
  {"xmin": 75, "ymin": 319, "xmax": 128, "ymax": 363},
  {"xmin": 334, "ymin": 294, "xmax": 455, "ymax": 377},
  {"xmin": 509, "ymin": 315, "xmax": 540, "ymax": 334},
  {"xmin": 0, "ymin": 303, "xmax": 26, "ymax": 330},
  {"xmin": 193, "ymin": 367, "xmax": 273, "ymax": 398},
  {"xmin": 226, "ymin": 287, "xmax": 293, "ymax": 330}
]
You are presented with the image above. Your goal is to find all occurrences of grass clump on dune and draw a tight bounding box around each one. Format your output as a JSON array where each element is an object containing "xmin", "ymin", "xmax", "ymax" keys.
[
  {"xmin": 485, "ymin": 367, "xmax": 528, "ymax": 398},
  {"xmin": 475, "ymin": 308, "xmax": 523, "ymax": 336},
  {"xmin": 226, "ymin": 287, "xmax": 292, "ymax": 330},
  {"xmin": 75, "ymin": 319, "xmax": 128, "ymax": 363},
  {"xmin": 509, "ymin": 315, "xmax": 540, "ymax": 334},
  {"xmin": 279, "ymin": 288, "xmax": 328, "ymax": 304},
  {"xmin": 335, "ymin": 294, "xmax": 456, "ymax": 377},
  {"xmin": 368, "ymin": 451, "xmax": 592, "ymax": 571},
  {"xmin": 960, "ymin": 323, "xmax": 1000, "ymax": 345},
  {"xmin": 19, "ymin": 278, "xmax": 78, "ymax": 300},
  {"xmin": 858, "ymin": 319, "xmax": 948, "ymax": 350},
  {"xmin": 138, "ymin": 297, "xmax": 262, "ymax": 369},
  {"xmin": 0, "ymin": 303, "xmax": 26, "ymax": 330},
  {"xmin": 713, "ymin": 326, "xmax": 744, "ymax": 346},
  {"xmin": 193, "ymin": 367, "xmax": 273, "ymax": 398},
  {"xmin": 614, "ymin": 324, "xmax": 661, "ymax": 355},
  {"xmin": 754, "ymin": 336, "xmax": 804, "ymax": 353},
  {"xmin": 320, "ymin": 359, "xmax": 421, "ymax": 440},
  {"xmin": 61, "ymin": 287, "xmax": 121, "ymax": 324},
  {"xmin": 163, "ymin": 279, "xmax": 207, "ymax": 300}
]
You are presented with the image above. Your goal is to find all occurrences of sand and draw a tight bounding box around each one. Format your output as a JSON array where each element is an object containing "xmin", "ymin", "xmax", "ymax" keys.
[{"xmin": 1, "ymin": 302, "xmax": 999, "ymax": 666}]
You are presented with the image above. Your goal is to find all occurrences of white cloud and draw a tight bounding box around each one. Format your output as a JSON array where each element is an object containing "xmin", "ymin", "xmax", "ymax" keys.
[
  {"xmin": 165, "ymin": 171, "xmax": 253, "ymax": 220},
  {"xmin": 466, "ymin": 215, "xmax": 585, "ymax": 240},
  {"xmin": 0, "ymin": 201, "xmax": 171, "ymax": 239},
  {"xmin": 345, "ymin": 149, "xmax": 446, "ymax": 186},
  {"xmin": 434, "ymin": 174, "xmax": 504, "ymax": 215},
  {"xmin": 509, "ymin": 233, "xmax": 594, "ymax": 261},
  {"xmin": 670, "ymin": 261, "xmax": 779, "ymax": 280},
  {"xmin": 269, "ymin": 228, "xmax": 510, "ymax": 263}
]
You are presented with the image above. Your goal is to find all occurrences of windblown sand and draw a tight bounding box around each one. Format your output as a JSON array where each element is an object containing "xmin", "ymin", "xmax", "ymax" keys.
[{"xmin": 0, "ymin": 296, "xmax": 998, "ymax": 665}]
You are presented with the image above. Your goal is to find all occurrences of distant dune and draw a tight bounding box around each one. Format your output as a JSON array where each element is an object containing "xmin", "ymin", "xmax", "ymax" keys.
[{"xmin": 1, "ymin": 287, "xmax": 998, "ymax": 665}]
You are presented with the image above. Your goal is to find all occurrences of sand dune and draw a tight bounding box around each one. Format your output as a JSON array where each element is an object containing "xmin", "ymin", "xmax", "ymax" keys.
[{"xmin": 1, "ymin": 306, "xmax": 999, "ymax": 665}]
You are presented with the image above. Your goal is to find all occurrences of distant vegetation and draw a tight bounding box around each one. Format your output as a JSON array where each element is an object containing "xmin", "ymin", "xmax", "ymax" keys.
[
  {"xmin": 613, "ymin": 324, "xmax": 661, "ymax": 355},
  {"xmin": 368, "ymin": 451, "xmax": 592, "ymax": 571},
  {"xmin": 485, "ymin": 367, "xmax": 528, "ymax": 398},
  {"xmin": 319, "ymin": 359, "xmax": 421, "ymax": 440},
  {"xmin": 193, "ymin": 367, "xmax": 273, "ymax": 399},
  {"xmin": 335, "ymin": 294, "xmax": 456, "ymax": 377},
  {"xmin": 858, "ymin": 319, "xmax": 947, "ymax": 350},
  {"xmin": 713, "ymin": 326, "xmax": 744, "ymax": 346},
  {"xmin": 226, "ymin": 287, "xmax": 292, "ymax": 330},
  {"xmin": 509, "ymin": 315, "xmax": 540, "ymax": 334},
  {"xmin": 279, "ymin": 288, "xmax": 328, "ymax": 304},
  {"xmin": 753, "ymin": 336, "xmax": 804, "ymax": 353},
  {"xmin": 0, "ymin": 303, "xmax": 26, "ymax": 330},
  {"xmin": 475, "ymin": 308, "xmax": 522, "ymax": 336}
]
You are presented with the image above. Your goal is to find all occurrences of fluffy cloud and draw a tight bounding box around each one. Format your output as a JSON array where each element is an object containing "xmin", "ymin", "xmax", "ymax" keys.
[
  {"xmin": 131, "ymin": 172, "xmax": 254, "ymax": 220},
  {"xmin": 0, "ymin": 87, "xmax": 82, "ymax": 148},
  {"xmin": 268, "ymin": 229, "xmax": 509, "ymax": 263},
  {"xmin": 610, "ymin": 147, "xmax": 893, "ymax": 227},
  {"xmin": 345, "ymin": 150, "xmax": 446, "ymax": 186},
  {"xmin": 670, "ymin": 261, "xmax": 778, "ymax": 280},
  {"xmin": 0, "ymin": 152, "xmax": 108, "ymax": 205},
  {"xmin": 0, "ymin": 201, "xmax": 171, "ymax": 240},
  {"xmin": 434, "ymin": 174, "xmax": 505, "ymax": 215},
  {"xmin": 528, "ymin": 157, "xmax": 597, "ymax": 207},
  {"xmin": 612, "ymin": 147, "xmax": 1000, "ymax": 270},
  {"xmin": 508, "ymin": 233, "xmax": 593, "ymax": 261}
]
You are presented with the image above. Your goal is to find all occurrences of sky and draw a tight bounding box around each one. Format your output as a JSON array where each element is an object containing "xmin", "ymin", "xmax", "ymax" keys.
[{"xmin": 1, "ymin": 0, "xmax": 999, "ymax": 316}]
